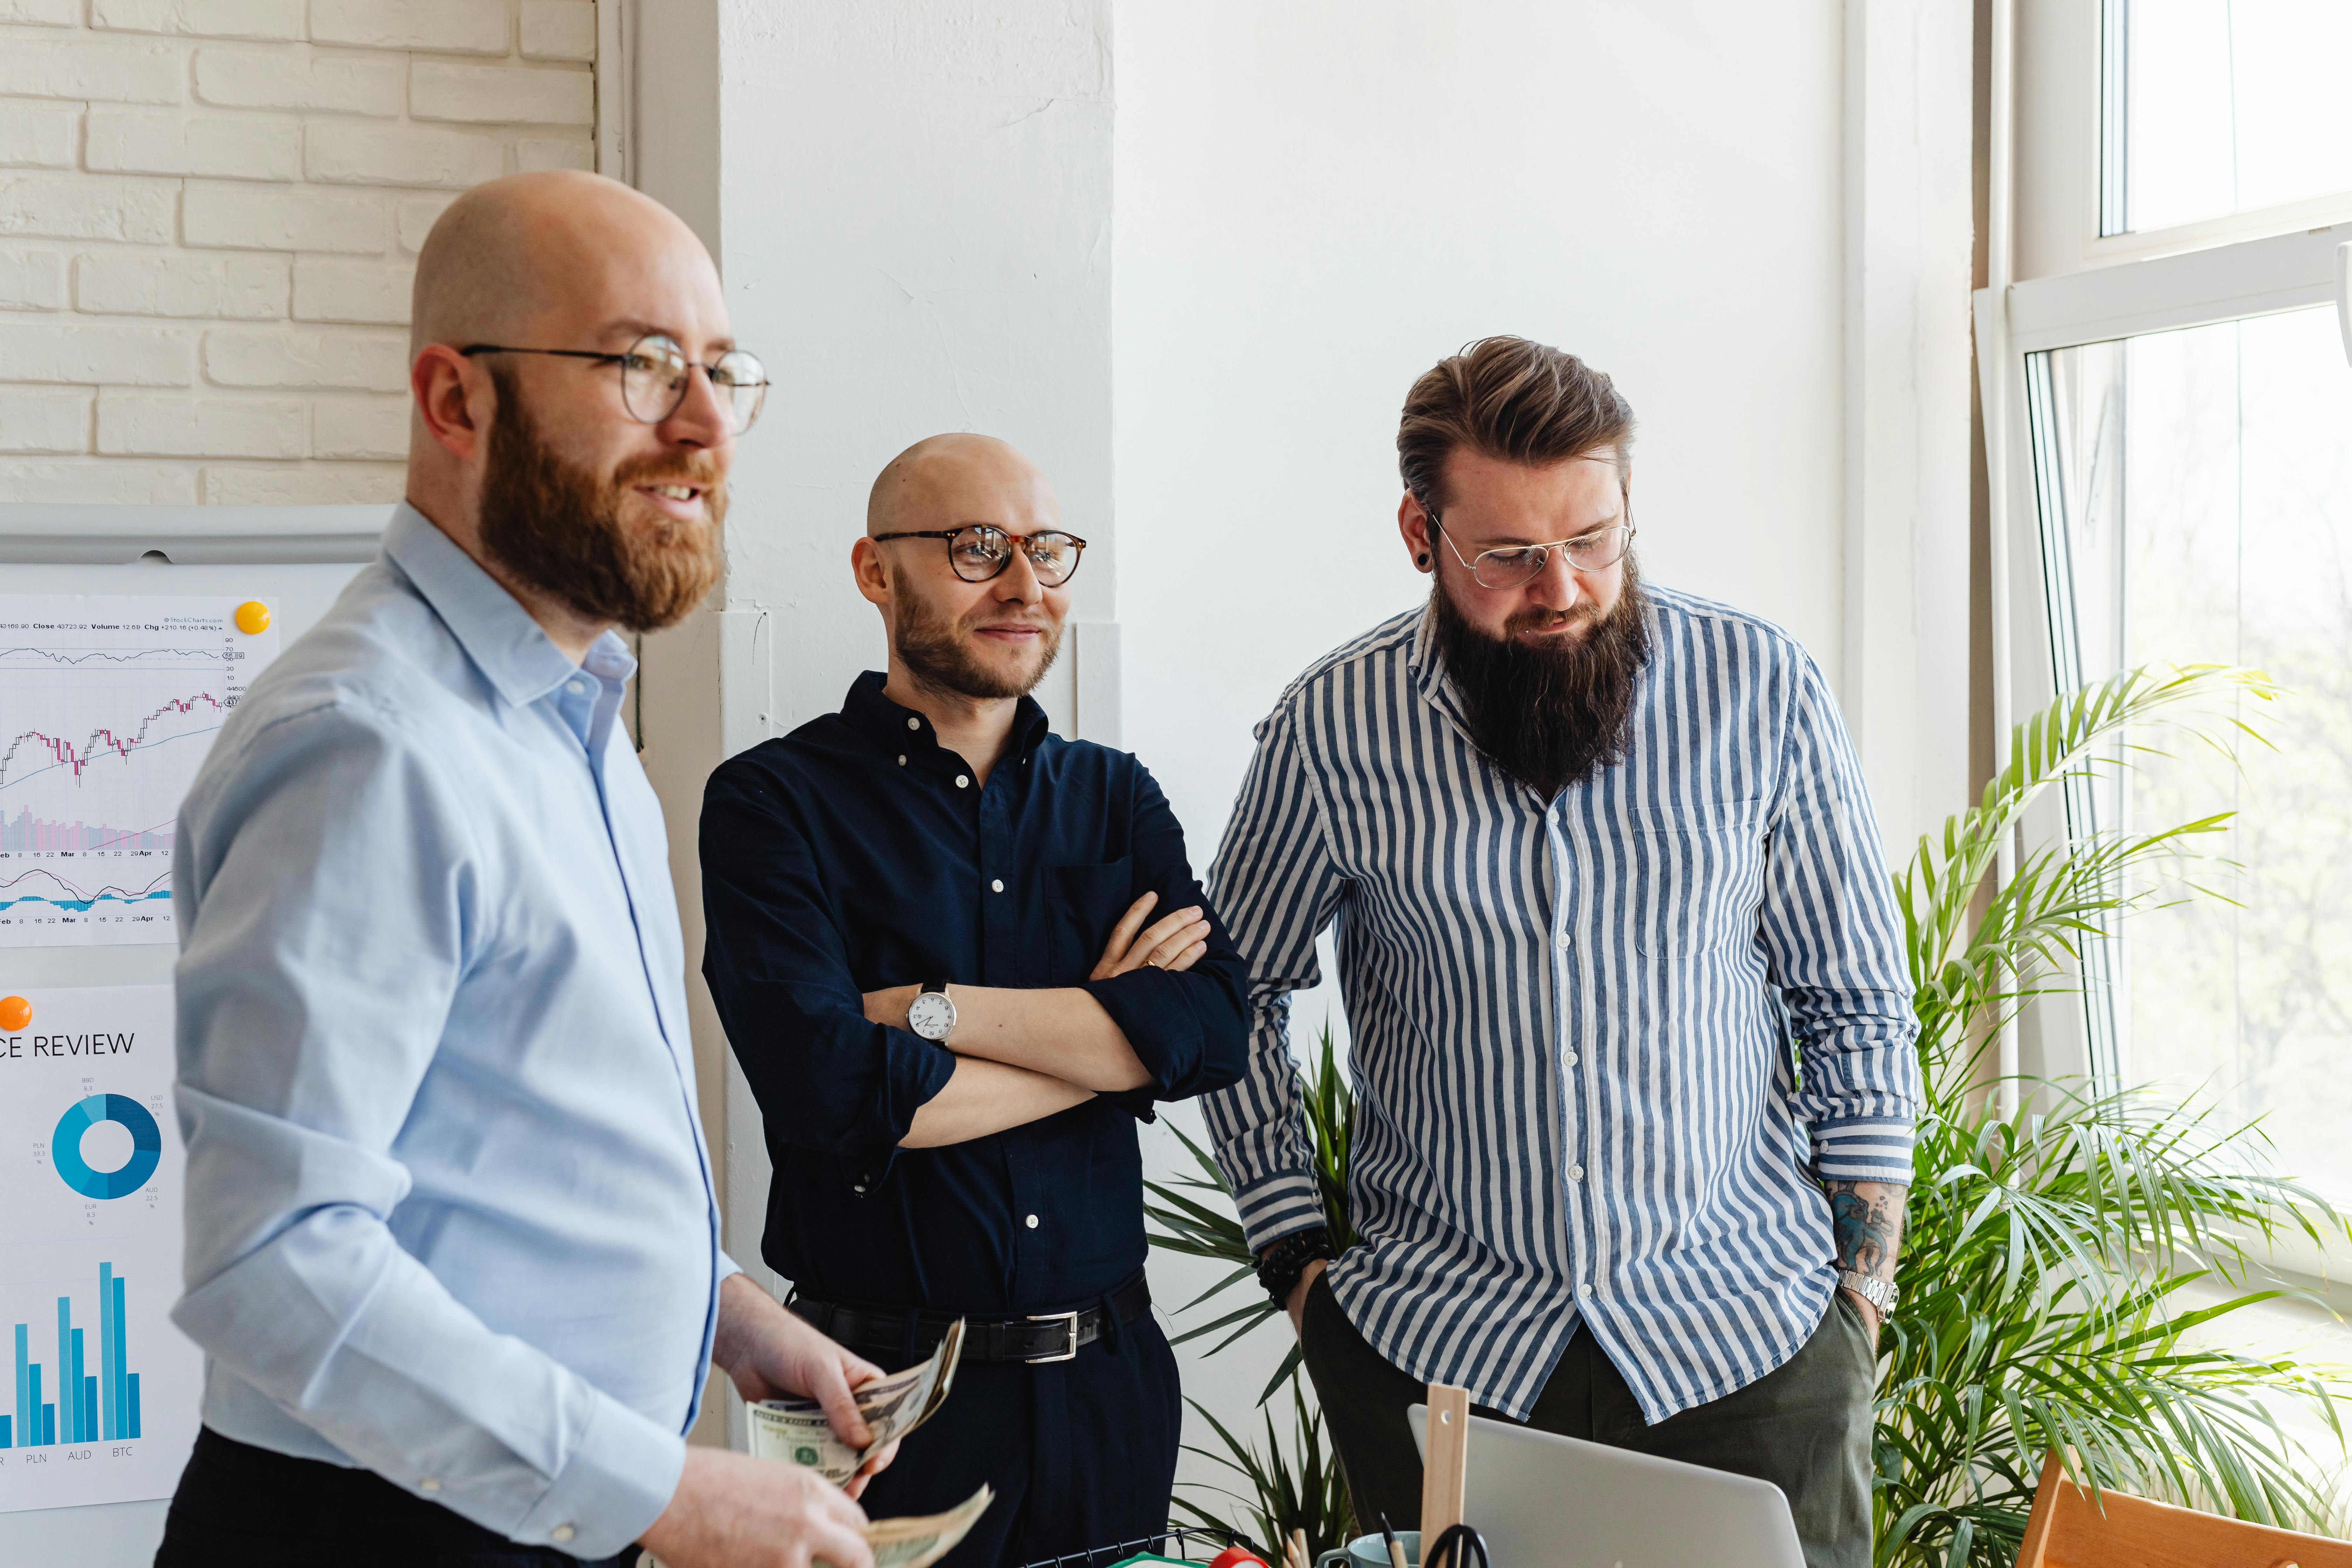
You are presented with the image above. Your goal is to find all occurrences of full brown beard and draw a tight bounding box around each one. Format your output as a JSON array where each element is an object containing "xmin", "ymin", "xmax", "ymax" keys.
[
  {"xmin": 1428, "ymin": 558, "xmax": 1655, "ymax": 800},
  {"xmin": 891, "ymin": 566, "xmax": 1064, "ymax": 702},
  {"xmin": 475, "ymin": 367, "xmax": 728, "ymax": 633}
]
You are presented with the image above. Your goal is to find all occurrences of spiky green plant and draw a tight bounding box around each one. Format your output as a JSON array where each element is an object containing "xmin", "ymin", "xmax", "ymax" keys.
[
  {"xmin": 1148, "ymin": 1021, "xmax": 1354, "ymax": 1405},
  {"xmin": 1877, "ymin": 663, "xmax": 2350, "ymax": 1567},
  {"xmin": 1171, "ymin": 1385, "xmax": 1356, "ymax": 1561}
]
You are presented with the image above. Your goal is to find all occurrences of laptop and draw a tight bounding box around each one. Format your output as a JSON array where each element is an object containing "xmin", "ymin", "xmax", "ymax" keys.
[{"xmin": 1407, "ymin": 1404, "xmax": 1807, "ymax": 1568}]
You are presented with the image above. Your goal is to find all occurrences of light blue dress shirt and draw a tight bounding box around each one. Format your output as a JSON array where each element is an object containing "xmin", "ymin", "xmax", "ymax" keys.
[{"xmin": 171, "ymin": 502, "xmax": 733, "ymax": 1558}]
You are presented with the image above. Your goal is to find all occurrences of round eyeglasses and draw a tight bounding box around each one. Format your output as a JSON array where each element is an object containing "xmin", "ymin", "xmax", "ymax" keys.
[
  {"xmin": 459, "ymin": 332, "xmax": 769, "ymax": 434},
  {"xmin": 872, "ymin": 524, "xmax": 1090, "ymax": 588},
  {"xmin": 1433, "ymin": 513, "xmax": 1635, "ymax": 589}
]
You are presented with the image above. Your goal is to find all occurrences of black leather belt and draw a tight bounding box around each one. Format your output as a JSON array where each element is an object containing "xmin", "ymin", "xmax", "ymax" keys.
[{"xmin": 789, "ymin": 1273, "xmax": 1152, "ymax": 1365}]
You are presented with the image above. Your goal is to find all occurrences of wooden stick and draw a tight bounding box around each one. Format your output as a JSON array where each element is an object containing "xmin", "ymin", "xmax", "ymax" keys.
[{"xmin": 1419, "ymin": 1383, "xmax": 1472, "ymax": 1549}]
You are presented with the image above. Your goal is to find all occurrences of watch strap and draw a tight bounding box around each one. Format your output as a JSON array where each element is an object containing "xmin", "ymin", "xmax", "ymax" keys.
[
  {"xmin": 920, "ymin": 978, "xmax": 948, "ymax": 995},
  {"xmin": 1839, "ymin": 1269, "xmax": 1897, "ymax": 1312}
]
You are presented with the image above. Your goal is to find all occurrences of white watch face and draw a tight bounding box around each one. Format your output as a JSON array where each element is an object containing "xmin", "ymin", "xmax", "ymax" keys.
[{"xmin": 908, "ymin": 990, "xmax": 956, "ymax": 1041}]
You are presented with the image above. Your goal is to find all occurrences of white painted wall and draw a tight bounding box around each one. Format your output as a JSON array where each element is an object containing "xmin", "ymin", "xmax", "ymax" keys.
[{"xmin": 1113, "ymin": 0, "xmax": 1972, "ymax": 1504}]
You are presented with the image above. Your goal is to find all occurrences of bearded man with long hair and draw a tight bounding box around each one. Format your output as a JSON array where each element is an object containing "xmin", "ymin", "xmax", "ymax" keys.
[{"xmin": 1201, "ymin": 337, "xmax": 1921, "ymax": 1568}]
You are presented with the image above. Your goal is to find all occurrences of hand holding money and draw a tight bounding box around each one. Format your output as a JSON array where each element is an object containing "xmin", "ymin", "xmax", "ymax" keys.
[{"xmin": 751, "ymin": 1320, "xmax": 966, "ymax": 1487}]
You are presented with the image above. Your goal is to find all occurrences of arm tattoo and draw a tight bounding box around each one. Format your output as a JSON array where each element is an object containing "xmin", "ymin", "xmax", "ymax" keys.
[{"xmin": 1826, "ymin": 1180, "xmax": 1906, "ymax": 1281}]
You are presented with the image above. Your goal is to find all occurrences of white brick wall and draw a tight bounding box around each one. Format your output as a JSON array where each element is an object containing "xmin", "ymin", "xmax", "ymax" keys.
[{"xmin": 0, "ymin": 1, "xmax": 597, "ymax": 505}]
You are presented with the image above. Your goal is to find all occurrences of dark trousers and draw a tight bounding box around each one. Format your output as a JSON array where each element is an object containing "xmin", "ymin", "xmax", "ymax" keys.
[
  {"xmin": 155, "ymin": 1427, "xmax": 639, "ymax": 1568},
  {"xmin": 839, "ymin": 1312, "xmax": 1182, "ymax": 1568},
  {"xmin": 1300, "ymin": 1275, "xmax": 1875, "ymax": 1568}
]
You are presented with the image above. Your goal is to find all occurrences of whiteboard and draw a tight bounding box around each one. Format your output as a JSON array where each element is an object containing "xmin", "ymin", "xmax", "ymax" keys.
[{"xmin": 0, "ymin": 503, "xmax": 384, "ymax": 1565}]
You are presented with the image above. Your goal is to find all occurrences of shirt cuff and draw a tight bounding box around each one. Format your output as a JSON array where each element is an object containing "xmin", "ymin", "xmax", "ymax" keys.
[
  {"xmin": 510, "ymin": 1389, "xmax": 687, "ymax": 1559},
  {"xmin": 1232, "ymin": 1170, "xmax": 1327, "ymax": 1255},
  {"xmin": 1080, "ymin": 969, "xmax": 1196, "ymax": 1098},
  {"xmin": 1810, "ymin": 1116, "xmax": 1916, "ymax": 1183}
]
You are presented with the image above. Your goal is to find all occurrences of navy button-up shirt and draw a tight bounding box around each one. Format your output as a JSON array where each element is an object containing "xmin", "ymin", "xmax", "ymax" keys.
[{"xmin": 700, "ymin": 672, "xmax": 1249, "ymax": 1315}]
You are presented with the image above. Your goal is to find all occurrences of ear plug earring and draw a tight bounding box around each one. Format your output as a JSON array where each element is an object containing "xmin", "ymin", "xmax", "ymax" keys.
[{"xmin": 1416, "ymin": 553, "xmax": 1430, "ymax": 569}]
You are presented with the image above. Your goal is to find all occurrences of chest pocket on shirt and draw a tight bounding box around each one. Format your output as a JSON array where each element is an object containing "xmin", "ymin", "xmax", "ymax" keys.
[
  {"xmin": 1624, "ymin": 800, "xmax": 1766, "ymax": 956},
  {"xmin": 1048, "ymin": 858, "xmax": 1136, "ymax": 985}
]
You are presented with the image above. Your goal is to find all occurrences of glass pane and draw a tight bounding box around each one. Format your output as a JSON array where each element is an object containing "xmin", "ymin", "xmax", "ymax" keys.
[
  {"xmin": 2116, "ymin": 0, "xmax": 2352, "ymax": 233},
  {"xmin": 2035, "ymin": 305, "xmax": 2352, "ymax": 1196}
]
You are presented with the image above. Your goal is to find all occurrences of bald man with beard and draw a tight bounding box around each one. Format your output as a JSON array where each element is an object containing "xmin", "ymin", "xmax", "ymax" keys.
[
  {"xmin": 696, "ymin": 435, "xmax": 1250, "ymax": 1568},
  {"xmin": 160, "ymin": 172, "xmax": 892, "ymax": 1568}
]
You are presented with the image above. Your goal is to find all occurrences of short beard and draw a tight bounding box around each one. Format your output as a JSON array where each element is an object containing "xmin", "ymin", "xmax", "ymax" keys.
[
  {"xmin": 891, "ymin": 569, "xmax": 1063, "ymax": 702},
  {"xmin": 475, "ymin": 366, "xmax": 728, "ymax": 633},
  {"xmin": 1427, "ymin": 560, "xmax": 1654, "ymax": 799}
]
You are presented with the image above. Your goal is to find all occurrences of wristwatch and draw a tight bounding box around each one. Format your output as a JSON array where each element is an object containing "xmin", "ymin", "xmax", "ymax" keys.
[
  {"xmin": 1838, "ymin": 1269, "xmax": 1898, "ymax": 1315},
  {"xmin": 906, "ymin": 980, "xmax": 957, "ymax": 1043}
]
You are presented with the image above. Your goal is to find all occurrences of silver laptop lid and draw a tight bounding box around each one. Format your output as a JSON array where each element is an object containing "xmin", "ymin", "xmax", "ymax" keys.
[{"xmin": 1407, "ymin": 1403, "xmax": 1807, "ymax": 1568}]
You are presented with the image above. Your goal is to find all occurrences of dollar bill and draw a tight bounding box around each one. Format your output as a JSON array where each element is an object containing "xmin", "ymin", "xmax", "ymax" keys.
[
  {"xmin": 859, "ymin": 1483, "xmax": 994, "ymax": 1568},
  {"xmin": 749, "ymin": 1318, "xmax": 967, "ymax": 1485}
]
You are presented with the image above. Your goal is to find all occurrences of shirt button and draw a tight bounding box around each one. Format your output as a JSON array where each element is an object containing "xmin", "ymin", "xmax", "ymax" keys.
[
  {"xmin": 1555, "ymin": 931, "xmax": 1571, "ymax": 949},
  {"xmin": 897, "ymin": 755, "xmax": 906, "ymax": 765},
  {"xmin": 551, "ymin": 1526, "xmax": 575, "ymax": 1544},
  {"xmin": 955, "ymin": 774, "xmax": 970, "ymax": 789},
  {"xmin": 1567, "ymin": 1163, "xmax": 1584, "ymax": 1182},
  {"xmin": 1563, "ymin": 1050, "xmax": 1579, "ymax": 1067},
  {"xmin": 1025, "ymin": 1213, "xmax": 1040, "ymax": 1229},
  {"xmin": 418, "ymin": 1478, "xmax": 441, "ymax": 1494},
  {"xmin": 567, "ymin": 679, "xmax": 588, "ymax": 695},
  {"xmin": 906, "ymin": 716, "xmax": 919, "ymax": 730},
  {"xmin": 853, "ymin": 1183, "xmax": 866, "ymax": 1194},
  {"xmin": 992, "ymin": 878, "xmax": 1005, "ymax": 892}
]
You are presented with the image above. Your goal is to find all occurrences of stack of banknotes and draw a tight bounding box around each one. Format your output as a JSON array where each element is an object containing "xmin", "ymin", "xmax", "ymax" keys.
[
  {"xmin": 749, "ymin": 1319, "xmax": 966, "ymax": 1483},
  {"xmin": 748, "ymin": 1321, "xmax": 981, "ymax": 1568}
]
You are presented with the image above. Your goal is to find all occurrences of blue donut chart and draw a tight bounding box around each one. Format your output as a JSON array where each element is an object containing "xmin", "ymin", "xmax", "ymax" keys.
[{"xmin": 51, "ymin": 1093, "xmax": 163, "ymax": 1200}]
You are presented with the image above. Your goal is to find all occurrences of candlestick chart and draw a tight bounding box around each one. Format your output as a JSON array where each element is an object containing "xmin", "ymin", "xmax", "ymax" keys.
[{"xmin": 0, "ymin": 597, "xmax": 279, "ymax": 947}]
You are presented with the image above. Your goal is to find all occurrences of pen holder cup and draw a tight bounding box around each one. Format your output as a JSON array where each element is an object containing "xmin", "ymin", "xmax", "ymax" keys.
[{"xmin": 1314, "ymin": 1532, "xmax": 1420, "ymax": 1568}]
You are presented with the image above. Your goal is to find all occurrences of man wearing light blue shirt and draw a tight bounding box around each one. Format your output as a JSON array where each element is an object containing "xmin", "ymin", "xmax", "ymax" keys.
[{"xmin": 159, "ymin": 172, "xmax": 890, "ymax": 1568}]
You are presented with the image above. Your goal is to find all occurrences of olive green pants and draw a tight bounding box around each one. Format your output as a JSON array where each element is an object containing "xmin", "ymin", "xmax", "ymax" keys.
[{"xmin": 1298, "ymin": 1274, "xmax": 1876, "ymax": 1568}]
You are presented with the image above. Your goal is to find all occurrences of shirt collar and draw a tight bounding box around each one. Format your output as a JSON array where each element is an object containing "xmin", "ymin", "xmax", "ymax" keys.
[
  {"xmin": 381, "ymin": 501, "xmax": 634, "ymax": 707},
  {"xmin": 840, "ymin": 670, "xmax": 1050, "ymax": 762},
  {"xmin": 1403, "ymin": 598, "xmax": 1474, "ymax": 730}
]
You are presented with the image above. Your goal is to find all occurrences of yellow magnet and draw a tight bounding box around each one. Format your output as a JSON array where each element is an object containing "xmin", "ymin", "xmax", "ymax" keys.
[
  {"xmin": 0, "ymin": 995, "xmax": 30, "ymax": 1032},
  {"xmin": 235, "ymin": 600, "xmax": 272, "ymax": 635}
]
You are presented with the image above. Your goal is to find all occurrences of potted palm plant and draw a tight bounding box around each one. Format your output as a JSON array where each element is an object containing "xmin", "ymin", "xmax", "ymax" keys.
[{"xmin": 1151, "ymin": 663, "xmax": 2350, "ymax": 1567}]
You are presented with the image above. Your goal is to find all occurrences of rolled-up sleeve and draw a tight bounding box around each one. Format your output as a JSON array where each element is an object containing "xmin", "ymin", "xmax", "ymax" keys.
[
  {"xmin": 171, "ymin": 701, "xmax": 683, "ymax": 1559},
  {"xmin": 700, "ymin": 760, "xmax": 956, "ymax": 1166},
  {"xmin": 1198, "ymin": 705, "xmax": 1350, "ymax": 1252},
  {"xmin": 1080, "ymin": 765, "xmax": 1250, "ymax": 1108},
  {"xmin": 1759, "ymin": 657, "xmax": 1923, "ymax": 1184}
]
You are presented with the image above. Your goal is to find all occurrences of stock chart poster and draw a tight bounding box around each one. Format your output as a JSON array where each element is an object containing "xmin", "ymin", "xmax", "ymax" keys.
[
  {"xmin": 0, "ymin": 596, "xmax": 280, "ymax": 946},
  {"xmin": 0, "ymin": 986, "xmax": 200, "ymax": 1511}
]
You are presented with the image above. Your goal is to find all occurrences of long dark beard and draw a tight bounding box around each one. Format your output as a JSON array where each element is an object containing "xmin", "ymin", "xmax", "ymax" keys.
[
  {"xmin": 892, "ymin": 570, "xmax": 1063, "ymax": 701},
  {"xmin": 1428, "ymin": 562, "xmax": 1654, "ymax": 799},
  {"xmin": 476, "ymin": 369, "xmax": 728, "ymax": 633}
]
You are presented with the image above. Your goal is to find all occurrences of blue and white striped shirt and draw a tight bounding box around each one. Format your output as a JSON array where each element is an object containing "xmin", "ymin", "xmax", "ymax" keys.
[{"xmin": 1201, "ymin": 590, "xmax": 1919, "ymax": 1423}]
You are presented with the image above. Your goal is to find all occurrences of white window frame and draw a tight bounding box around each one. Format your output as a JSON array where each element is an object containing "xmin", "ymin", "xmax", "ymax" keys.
[{"xmin": 1977, "ymin": 220, "xmax": 2352, "ymax": 1086}]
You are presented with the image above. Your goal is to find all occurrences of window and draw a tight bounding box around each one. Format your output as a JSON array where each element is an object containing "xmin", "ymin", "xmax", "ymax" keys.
[
  {"xmin": 1994, "ymin": 3, "xmax": 2352, "ymax": 1200},
  {"xmin": 2025, "ymin": 303, "xmax": 2352, "ymax": 1194},
  {"xmin": 2107, "ymin": 0, "xmax": 2352, "ymax": 237}
]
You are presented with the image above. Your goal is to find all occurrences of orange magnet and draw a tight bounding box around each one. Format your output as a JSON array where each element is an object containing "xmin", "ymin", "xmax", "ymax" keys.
[
  {"xmin": 234, "ymin": 600, "xmax": 272, "ymax": 635},
  {"xmin": 0, "ymin": 995, "xmax": 30, "ymax": 1032}
]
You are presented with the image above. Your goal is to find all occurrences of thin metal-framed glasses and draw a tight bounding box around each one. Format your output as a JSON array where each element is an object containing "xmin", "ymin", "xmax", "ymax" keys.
[
  {"xmin": 1432, "ymin": 512, "xmax": 1635, "ymax": 589},
  {"xmin": 459, "ymin": 332, "xmax": 769, "ymax": 434},
  {"xmin": 872, "ymin": 525, "xmax": 1090, "ymax": 588}
]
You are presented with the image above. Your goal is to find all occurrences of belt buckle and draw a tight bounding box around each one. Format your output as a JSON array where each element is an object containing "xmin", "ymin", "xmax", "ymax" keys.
[{"xmin": 1024, "ymin": 1310, "xmax": 1080, "ymax": 1363}]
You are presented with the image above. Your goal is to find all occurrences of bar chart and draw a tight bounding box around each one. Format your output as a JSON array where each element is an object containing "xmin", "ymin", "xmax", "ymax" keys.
[
  {"xmin": 2, "ymin": 1264, "xmax": 142, "ymax": 1453},
  {"xmin": 0, "ymin": 986, "xmax": 198, "ymax": 1514}
]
